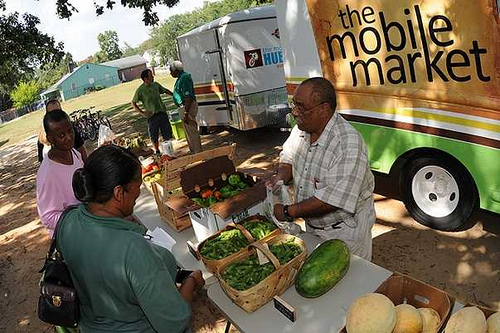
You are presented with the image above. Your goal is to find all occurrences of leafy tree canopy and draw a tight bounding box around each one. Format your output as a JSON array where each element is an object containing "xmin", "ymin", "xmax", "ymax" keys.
[
  {"xmin": 0, "ymin": 1, "xmax": 64, "ymax": 109},
  {"xmin": 10, "ymin": 80, "xmax": 40, "ymax": 108},
  {"xmin": 37, "ymin": 52, "xmax": 75, "ymax": 90},
  {"xmin": 150, "ymin": 0, "xmax": 274, "ymax": 63},
  {"xmin": 96, "ymin": 30, "xmax": 123, "ymax": 62},
  {"xmin": 54, "ymin": 0, "xmax": 181, "ymax": 26}
]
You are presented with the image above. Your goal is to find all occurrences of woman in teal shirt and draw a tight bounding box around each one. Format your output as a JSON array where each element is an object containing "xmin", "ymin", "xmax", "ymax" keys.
[{"xmin": 58, "ymin": 145, "xmax": 204, "ymax": 332}]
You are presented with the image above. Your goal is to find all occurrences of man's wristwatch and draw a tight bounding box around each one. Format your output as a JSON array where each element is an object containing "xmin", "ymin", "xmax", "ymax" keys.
[{"xmin": 283, "ymin": 205, "xmax": 294, "ymax": 222}]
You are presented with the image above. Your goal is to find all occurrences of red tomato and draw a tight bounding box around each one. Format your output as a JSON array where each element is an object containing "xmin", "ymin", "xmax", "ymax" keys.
[
  {"xmin": 214, "ymin": 191, "xmax": 222, "ymax": 201},
  {"xmin": 201, "ymin": 189, "xmax": 213, "ymax": 199},
  {"xmin": 152, "ymin": 165, "xmax": 159, "ymax": 171}
]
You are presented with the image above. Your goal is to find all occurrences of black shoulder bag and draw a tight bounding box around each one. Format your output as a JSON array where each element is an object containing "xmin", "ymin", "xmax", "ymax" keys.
[{"xmin": 38, "ymin": 206, "xmax": 79, "ymax": 327}]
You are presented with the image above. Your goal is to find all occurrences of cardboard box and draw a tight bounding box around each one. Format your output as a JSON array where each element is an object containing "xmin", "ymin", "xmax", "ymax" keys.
[
  {"xmin": 165, "ymin": 155, "xmax": 269, "ymax": 242},
  {"xmin": 339, "ymin": 272, "xmax": 455, "ymax": 333},
  {"xmin": 189, "ymin": 200, "xmax": 265, "ymax": 243},
  {"xmin": 151, "ymin": 145, "xmax": 237, "ymax": 232}
]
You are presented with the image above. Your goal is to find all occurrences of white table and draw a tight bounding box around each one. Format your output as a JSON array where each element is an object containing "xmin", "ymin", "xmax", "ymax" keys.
[
  {"xmin": 134, "ymin": 186, "xmax": 465, "ymax": 332},
  {"xmin": 134, "ymin": 186, "xmax": 217, "ymax": 284},
  {"xmin": 207, "ymin": 233, "xmax": 393, "ymax": 333}
]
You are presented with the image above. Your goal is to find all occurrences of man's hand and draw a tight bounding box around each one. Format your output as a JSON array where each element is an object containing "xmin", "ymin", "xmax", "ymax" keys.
[
  {"xmin": 273, "ymin": 204, "xmax": 286, "ymax": 221},
  {"xmin": 265, "ymin": 174, "xmax": 282, "ymax": 191},
  {"xmin": 182, "ymin": 112, "xmax": 189, "ymax": 124}
]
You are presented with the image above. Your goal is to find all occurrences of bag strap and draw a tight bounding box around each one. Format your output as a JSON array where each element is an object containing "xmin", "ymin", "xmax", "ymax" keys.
[{"xmin": 39, "ymin": 205, "xmax": 79, "ymax": 273}]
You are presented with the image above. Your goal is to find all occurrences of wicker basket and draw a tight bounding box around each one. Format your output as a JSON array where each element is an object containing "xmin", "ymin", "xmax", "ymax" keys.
[
  {"xmin": 198, "ymin": 215, "xmax": 280, "ymax": 273},
  {"xmin": 217, "ymin": 234, "xmax": 307, "ymax": 313}
]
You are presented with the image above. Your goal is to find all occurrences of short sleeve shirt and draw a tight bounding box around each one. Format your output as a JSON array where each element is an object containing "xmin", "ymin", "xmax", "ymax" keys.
[
  {"xmin": 173, "ymin": 71, "xmax": 196, "ymax": 107},
  {"xmin": 57, "ymin": 205, "xmax": 190, "ymax": 333},
  {"xmin": 132, "ymin": 81, "xmax": 168, "ymax": 114},
  {"xmin": 280, "ymin": 112, "xmax": 375, "ymax": 229}
]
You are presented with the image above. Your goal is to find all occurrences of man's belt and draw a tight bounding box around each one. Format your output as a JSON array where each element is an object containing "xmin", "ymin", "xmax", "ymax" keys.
[{"xmin": 306, "ymin": 221, "xmax": 343, "ymax": 231}]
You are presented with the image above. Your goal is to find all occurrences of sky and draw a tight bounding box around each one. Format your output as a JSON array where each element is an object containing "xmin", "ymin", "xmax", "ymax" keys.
[{"xmin": 4, "ymin": 0, "xmax": 220, "ymax": 61}]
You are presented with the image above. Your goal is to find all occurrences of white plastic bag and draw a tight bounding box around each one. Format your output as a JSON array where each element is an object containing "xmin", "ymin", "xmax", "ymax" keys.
[
  {"xmin": 265, "ymin": 181, "xmax": 294, "ymax": 222},
  {"xmin": 160, "ymin": 140, "xmax": 175, "ymax": 157},
  {"xmin": 98, "ymin": 124, "xmax": 116, "ymax": 147},
  {"xmin": 265, "ymin": 181, "xmax": 300, "ymax": 235}
]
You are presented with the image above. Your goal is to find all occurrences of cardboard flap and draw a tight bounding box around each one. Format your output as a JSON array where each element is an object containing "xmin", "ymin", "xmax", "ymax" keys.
[
  {"xmin": 165, "ymin": 195, "xmax": 200, "ymax": 215},
  {"xmin": 180, "ymin": 156, "xmax": 236, "ymax": 193},
  {"xmin": 210, "ymin": 181, "xmax": 266, "ymax": 219},
  {"xmin": 237, "ymin": 168, "xmax": 274, "ymax": 182},
  {"xmin": 375, "ymin": 273, "xmax": 454, "ymax": 328}
]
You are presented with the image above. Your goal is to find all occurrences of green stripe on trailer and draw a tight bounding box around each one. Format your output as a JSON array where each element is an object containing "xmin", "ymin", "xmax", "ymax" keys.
[{"xmin": 350, "ymin": 122, "xmax": 500, "ymax": 214}]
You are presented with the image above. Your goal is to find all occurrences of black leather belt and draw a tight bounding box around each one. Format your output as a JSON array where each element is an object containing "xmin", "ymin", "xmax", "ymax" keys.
[{"xmin": 306, "ymin": 221, "xmax": 343, "ymax": 230}]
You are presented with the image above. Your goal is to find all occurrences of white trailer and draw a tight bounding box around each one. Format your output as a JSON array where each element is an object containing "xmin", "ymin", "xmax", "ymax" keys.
[{"xmin": 177, "ymin": 5, "xmax": 289, "ymax": 131}]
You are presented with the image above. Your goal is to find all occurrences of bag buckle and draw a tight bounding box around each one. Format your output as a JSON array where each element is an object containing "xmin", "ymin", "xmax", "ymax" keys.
[{"xmin": 52, "ymin": 295, "xmax": 62, "ymax": 307}]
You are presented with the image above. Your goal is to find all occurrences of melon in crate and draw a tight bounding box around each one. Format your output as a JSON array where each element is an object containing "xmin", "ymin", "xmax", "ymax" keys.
[{"xmin": 345, "ymin": 293, "xmax": 397, "ymax": 333}]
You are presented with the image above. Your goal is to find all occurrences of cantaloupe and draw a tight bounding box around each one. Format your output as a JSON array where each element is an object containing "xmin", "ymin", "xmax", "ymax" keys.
[
  {"xmin": 444, "ymin": 307, "xmax": 487, "ymax": 333},
  {"xmin": 487, "ymin": 312, "xmax": 500, "ymax": 333},
  {"xmin": 393, "ymin": 304, "xmax": 423, "ymax": 333},
  {"xmin": 346, "ymin": 293, "xmax": 396, "ymax": 333},
  {"xmin": 418, "ymin": 307, "xmax": 441, "ymax": 333}
]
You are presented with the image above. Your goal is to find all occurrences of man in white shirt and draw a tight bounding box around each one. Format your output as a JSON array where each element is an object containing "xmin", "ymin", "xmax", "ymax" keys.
[{"xmin": 267, "ymin": 77, "xmax": 376, "ymax": 260}]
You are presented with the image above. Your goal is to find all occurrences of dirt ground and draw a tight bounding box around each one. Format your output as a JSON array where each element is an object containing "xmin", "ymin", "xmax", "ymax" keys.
[{"xmin": 0, "ymin": 126, "xmax": 498, "ymax": 333}]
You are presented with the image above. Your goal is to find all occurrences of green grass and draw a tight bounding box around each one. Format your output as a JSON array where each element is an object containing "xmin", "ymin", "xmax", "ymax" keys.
[{"xmin": 0, "ymin": 74, "xmax": 176, "ymax": 148}]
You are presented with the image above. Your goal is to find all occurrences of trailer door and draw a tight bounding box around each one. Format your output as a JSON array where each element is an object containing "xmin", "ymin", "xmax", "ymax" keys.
[{"xmin": 177, "ymin": 30, "xmax": 231, "ymax": 126}]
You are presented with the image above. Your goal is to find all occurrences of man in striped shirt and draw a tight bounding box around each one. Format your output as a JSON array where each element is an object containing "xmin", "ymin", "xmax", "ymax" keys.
[{"xmin": 267, "ymin": 77, "xmax": 376, "ymax": 260}]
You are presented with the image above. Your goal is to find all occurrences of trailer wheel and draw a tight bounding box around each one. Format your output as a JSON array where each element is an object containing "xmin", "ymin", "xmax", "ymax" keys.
[
  {"xmin": 199, "ymin": 126, "xmax": 209, "ymax": 135},
  {"xmin": 400, "ymin": 156, "xmax": 478, "ymax": 231}
]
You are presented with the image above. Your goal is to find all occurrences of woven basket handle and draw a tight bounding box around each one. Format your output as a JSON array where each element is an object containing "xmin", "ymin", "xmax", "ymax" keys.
[
  {"xmin": 229, "ymin": 223, "xmax": 255, "ymax": 243},
  {"xmin": 251, "ymin": 242, "xmax": 280, "ymax": 269}
]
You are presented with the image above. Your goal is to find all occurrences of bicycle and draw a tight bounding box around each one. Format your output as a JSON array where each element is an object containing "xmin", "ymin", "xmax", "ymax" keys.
[{"xmin": 69, "ymin": 107, "xmax": 110, "ymax": 142}]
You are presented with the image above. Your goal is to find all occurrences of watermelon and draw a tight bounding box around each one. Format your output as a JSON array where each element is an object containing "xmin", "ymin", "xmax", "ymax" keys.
[{"xmin": 295, "ymin": 239, "xmax": 350, "ymax": 298}]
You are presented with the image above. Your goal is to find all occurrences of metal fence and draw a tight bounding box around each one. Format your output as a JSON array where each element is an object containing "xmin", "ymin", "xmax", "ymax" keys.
[{"xmin": 0, "ymin": 100, "xmax": 44, "ymax": 125}]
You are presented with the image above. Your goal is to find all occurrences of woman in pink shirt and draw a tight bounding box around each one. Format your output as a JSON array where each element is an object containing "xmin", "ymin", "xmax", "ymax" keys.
[{"xmin": 36, "ymin": 109, "xmax": 84, "ymax": 236}]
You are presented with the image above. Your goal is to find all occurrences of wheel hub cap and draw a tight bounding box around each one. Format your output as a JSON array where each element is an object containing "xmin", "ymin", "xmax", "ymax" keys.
[{"xmin": 411, "ymin": 165, "xmax": 459, "ymax": 218}]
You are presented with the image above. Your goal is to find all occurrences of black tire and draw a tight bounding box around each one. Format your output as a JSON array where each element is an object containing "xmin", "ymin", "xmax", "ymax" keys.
[
  {"xmin": 100, "ymin": 116, "xmax": 112, "ymax": 130},
  {"xmin": 400, "ymin": 155, "xmax": 478, "ymax": 231},
  {"xmin": 199, "ymin": 126, "xmax": 209, "ymax": 135},
  {"xmin": 86, "ymin": 121, "xmax": 98, "ymax": 141}
]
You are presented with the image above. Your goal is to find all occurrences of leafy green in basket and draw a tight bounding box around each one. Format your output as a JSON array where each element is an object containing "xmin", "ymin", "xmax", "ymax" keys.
[
  {"xmin": 221, "ymin": 240, "xmax": 302, "ymax": 291},
  {"xmin": 199, "ymin": 229, "xmax": 250, "ymax": 260},
  {"xmin": 241, "ymin": 219, "xmax": 277, "ymax": 240}
]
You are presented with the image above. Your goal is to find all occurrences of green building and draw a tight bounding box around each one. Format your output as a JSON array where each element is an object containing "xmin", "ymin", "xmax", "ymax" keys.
[{"xmin": 40, "ymin": 63, "xmax": 119, "ymax": 101}]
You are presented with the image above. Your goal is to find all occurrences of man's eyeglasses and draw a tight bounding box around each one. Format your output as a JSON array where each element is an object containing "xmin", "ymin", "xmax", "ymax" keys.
[{"xmin": 290, "ymin": 100, "xmax": 328, "ymax": 113}]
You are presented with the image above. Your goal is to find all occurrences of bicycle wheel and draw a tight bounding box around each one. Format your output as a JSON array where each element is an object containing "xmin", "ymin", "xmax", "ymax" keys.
[{"xmin": 100, "ymin": 116, "xmax": 112, "ymax": 130}]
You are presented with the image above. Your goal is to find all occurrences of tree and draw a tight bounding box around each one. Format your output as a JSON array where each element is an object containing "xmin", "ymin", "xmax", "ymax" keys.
[
  {"xmin": 0, "ymin": 7, "xmax": 64, "ymax": 110},
  {"xmin": 78, "ymin": 55, "xmax": 96, "ymax": 66},
  {"xmin": 10, "ymin": 80, "xmax": 40, "ymax": 108},
  {"xmin": 96, "ymin": 30, "xmax": 123, "ymax": 62},
  {"xmin": 0, "ymin": 0, "xmax": 271, "ymax": 26},
  {"xmin": 150, "ymin": 0, "xmax": 274, "ymax": 62},
  {"xmin": 37, "ymin": 52, "xmax": 75, "ymax": 90},
  {"xmin": 122, "ymin": 42, "xmax": 138, "ymax": 57}
]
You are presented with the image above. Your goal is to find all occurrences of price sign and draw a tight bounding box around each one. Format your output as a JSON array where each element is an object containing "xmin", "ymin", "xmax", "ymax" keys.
[
  {"xmin": 231, "ymin": 208, "xmax": 249, "ymax": 223},
  {"xmin": 273, "ymin": 296, "xmax": 296, "ymax": 322}
]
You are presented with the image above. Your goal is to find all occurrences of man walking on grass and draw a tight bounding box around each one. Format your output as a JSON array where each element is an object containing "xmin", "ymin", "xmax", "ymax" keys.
[
  {"xmin": 170, "ymin": 61, "xmax": 202, "ymax": 154},
  {"xmin": 131, "ymin": 69, "xmax": 173, "ymax": 155}
]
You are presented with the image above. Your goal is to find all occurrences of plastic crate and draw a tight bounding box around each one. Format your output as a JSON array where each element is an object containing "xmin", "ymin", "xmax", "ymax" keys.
[{"xmin": 170, "ymin": 120, "xmax": 186, "ymax": 140}]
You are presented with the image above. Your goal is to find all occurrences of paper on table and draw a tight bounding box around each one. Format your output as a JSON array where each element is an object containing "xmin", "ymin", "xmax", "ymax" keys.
[{"xmin": 145, "ymin": 227, "xmax": 177, "ymax": 251}]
